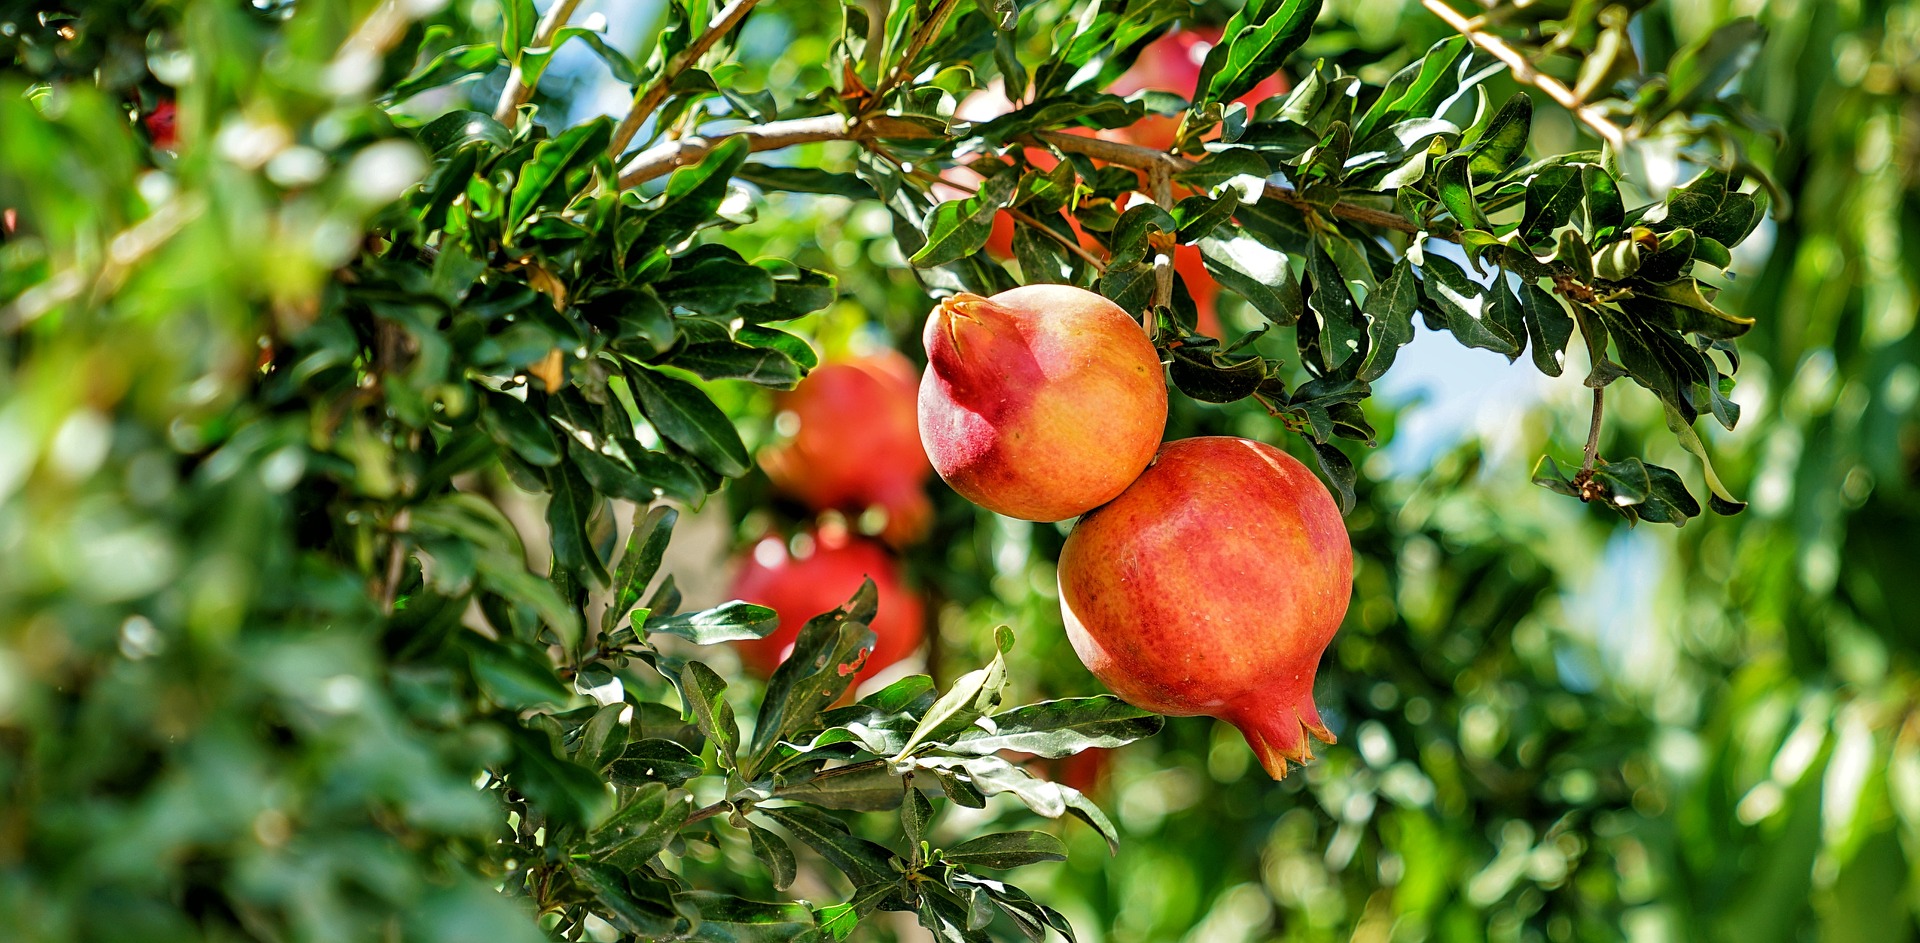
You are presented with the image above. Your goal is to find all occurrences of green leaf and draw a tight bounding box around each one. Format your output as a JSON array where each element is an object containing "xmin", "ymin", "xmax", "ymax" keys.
[
  {"xmin": 657, "ymin": 246, "xmax": 778, "ymax": 315},
  {"xmin": 544, "ymin": 460, "xmax": 608, "ymax": 586},
  {"xmin": 679, "ymin": 660, "xmax": 739, "ymax": 769},
  {"xmin": 1199, "ymin": 229, "xmax": 1303, "ymax": 325},
  {"xmin": 756, "ymin": 805, "xmax": 900, "ymax": 886},
  {"xmin": 745, "ymin": 581, "xmax": 881, "ymax": 777},
  {"xmin": 624, "ymin": 364, "xmax": 751, "ymax": 478},
  {"xmin": 1519, "ymin": 278, "xmax": 1575, "ymax": 377},
  {"xmin": 1460, "ymin": 92, "xmax": 1532, "ymax": 177},
  {"xmin": 480, "ymin": 389, "xmax": 561, "ymax": 466},
  {"xmin": 1174, "ymin": 149, "xmax": 1270, "ymax": 191},
  {"xmin": 778, "ymin": 763, "xmax": 909, "ymax": 812},
  {"xmin": 1307, "ymin": 438, "xmax": 1357, "ymax": 514},
  {"xmin": 389, "ymin": 44, "xmax": 502, "ymax": 103},
  {"xmin": 607, "ymin": 738, "xmax": 705, "ymax": 787},
  {"xmin": 671, "ymin": 892, "xmax": 820, "ymax": 940},
  {"xmin": 575, "ymin": 702, "xmax": 631, "ymax": 771},
  {"xmin": 1642, "ymin": 19, "xmax": 1765, "ymax": 128},
  {"xmin": 944, "ymin": 831, "xmax": 1069, "ymax": 870},
  {"xmin": 746, "ymin": 820, "xmax": 799, "ymax": 891},
  {"xmin": 1419, "ymin": 253, "xmax": 1519, "ymax": 357},
  {"xmin": 917, "ymin": 756, "xmax": 1120, "ymax": 853},
  {"xmin": 1196, "ymin": 0, "xmax": 1325, "ymax": 106},
  {"xmin": 593, "ymin": 782, "xmax": 694, "ymax": 867},
  {"xmin": 503, "ymin": 723, "xmax": 611, "ymax": 828},
  {"xmin": 507, "ymin": 119, "xmax": 612, "ymax": 236},
  {"xmin": 571, "ymin": 863, "xmax": 679, "ymax": 938},
  {"xmin": 1435, "ymin": 156, "xmax": 1488, "ymax": 232},
  {"xmin": 668, "ymin": 341, "xmax": 803, "ymax": 388},
  {"xmin": 894, "ymin": 640, "xmax": 1011, "ymax": 759},
  {"xmin": 1306, "ymin": 237, "xmax": 1366, "ymax": 376},
  {"xmin": 467, "ymin": 635, "xmax": 572, "ymax": 709},
  {"xmin": 1664, "ymin": 403, "xmax": 1748, "ymax": 515},
  {"xmin": 738, "ymin": 267, "xmax": 839, "ymax": 325},
  {"xmin": 645, "ymin": 600, "xmax": 778, "ymax": 645},
  {"xmin": 1360, "ymin": 257, "xmax": 1419, "ymax": 381},
  {"xmin": 911, "ymin": 173, "xmax": 1017, "ymax": 268},
  {"xmin": 607, "ymin": 505, "xmax": 675, "ymax": 635},
  {"xmin": 903, "ymin": 786, "xmax": 934, "ymax": 849},
  {"xmin": 738, "ymin": 163, "xmax": 877, "ymax": 199},
  {"xmin": 946, "ymin": 696, "xmax": 1163, "ymax": 758},
  {"xmin": 644, "ymin": 134, "xmax": 751, "ymax": 247},
  {"xmin": 1519, "ymin": 164, "xmax": 1585, "ymax": 247}
]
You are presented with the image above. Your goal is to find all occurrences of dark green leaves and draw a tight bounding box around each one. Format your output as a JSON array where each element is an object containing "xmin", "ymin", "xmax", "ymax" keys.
[
  {"xmin": 507, "ymin": 119, "xmax": 612, "ymax": 237},
  {"xmin": 946, "ymin": 697, "xmax": 1163, "ymax": 758},
  {"xmin": 944, "ymin": 832, "xmax": 1069, "ymax": 870},
  {"xmin": 624, "ymin": 365, "xmax": 751, "ymax": 478},
  {"xmin": 1194, "ymin": 0, "xmax": 1325, "ymax": 107},
  {"xmin": 911, "ymin": 173, "xmax": 1017, "ymax": 267},
  {"xmin": 645, "ymin": 600, "xmax": 779, "ymax": 645}
]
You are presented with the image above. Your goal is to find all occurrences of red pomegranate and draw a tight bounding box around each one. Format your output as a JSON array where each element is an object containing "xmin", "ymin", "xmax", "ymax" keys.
[
  {"xmin": 1057, "ymin": 437, "xmax": 1352, "ymax": 779},
  {"xmin": 729, "ymin": 528, "xmax": 925, "ymax": 683},
  {"xmin": 759, "ymin": 352, "xmax": 933, "ymax": 546},
  {"xmin": 144, "ymin": 99, "xmax": 178, "ymax": 151},
  {"xmin": 919, "ymin": 285, "xmax": 1167, "ymax": 522}
]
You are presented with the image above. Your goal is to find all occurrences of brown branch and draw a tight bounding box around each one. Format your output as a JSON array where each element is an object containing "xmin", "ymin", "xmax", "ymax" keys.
[
  {"xmin": 608, "ymin": 0, "xmax": 763, "ymax": 157},
  {"xmin": 493, "ymin": 0, "xmax": 586, "ymax": 126},
  {"xmin": 1029, "ymin": 130, "xmax": 1449, "ymax": 239},
  {"xmin": 617, "ymin": 114, "xmax": 859, "ymax": 188},
  {"xmin": 1421, "ymin": 0, "xmax": 1628, "ymax": 152},
  {"xmin": 1148, "ymin": 163, "xmax": 1175, "ymax": 327},
  {"xmin": 868, "ymin": 0, "xmax": 963, "ymax": 108},
  {"xmin": 1005, "ymin": 205, "xmax": 1109, "ymax": 273}
]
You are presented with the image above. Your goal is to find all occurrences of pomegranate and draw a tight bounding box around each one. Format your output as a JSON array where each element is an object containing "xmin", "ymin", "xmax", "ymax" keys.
[
  {"xmin": 759, "ymin": 352, "xmax": 933, "ymax": 546},
  {"xmin": 1057, "ymin": 436, "xmax": 1352, "ymax": 779},
  {"xmin": 144, "ymin": 99, "xmax": 178, "ymax": 151},
  {"xmin": 729, "ymin": 528, "xmax": 925, "ymax": 684},
  {"xmin": 919, "ymin": 284, "xmax": 1167, "ymax": 522}
]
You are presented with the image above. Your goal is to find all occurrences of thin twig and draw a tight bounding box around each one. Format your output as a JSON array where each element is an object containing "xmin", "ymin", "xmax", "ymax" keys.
[
  {"xmin": 867, "ymin": 0, "xmax": 963, "ymax": 108},
  {"xmin": 1148, "ymin": 163, "xmax": 1175, "ymax": 325},
  {"xmin": 1421, "ymin": 0, "xmax": 1628, "ymax": 152},
  {"xmin": 380, "ymin": 508, "xmax": 411, "ymax": 612},
  {"xmin": 493, "ymin": 0, "xmax": 586, "ymax": 126},
  {"xmin": 1005, "ymin": 205, "xmax": 1109, "ymax": 273},
  {"xmin": 617, "ymin": 114, "xmax": 859, "ymax": 188},
  {"xmin": 1582, "ymin": 386, "xmax": 1605, "ymax": 472},
  {"xmin": 608, "ymin": 0, "xmax": 763, "ymax": 157}
]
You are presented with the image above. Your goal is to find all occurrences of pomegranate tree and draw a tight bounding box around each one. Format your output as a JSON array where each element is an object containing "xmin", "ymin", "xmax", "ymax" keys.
[
  {"xmin": 1057, "ymin": 437, "xmax": 1353, "ymax": 779},
  {"xmin": 919, "ymin": 284, "xmax": 1167, "ymax": 522}
]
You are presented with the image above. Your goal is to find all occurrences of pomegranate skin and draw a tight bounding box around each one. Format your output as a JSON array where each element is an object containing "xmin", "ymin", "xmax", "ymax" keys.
[
  {"xmin": 760, "ymin": 353, "xmax": 933, "ymax": 546},
  {"xmin": 729, "ymin": 530, "xmax": 924, "ymax": 684},
  {"xmin": 918, "ymin": 285, "xmax": 1167, "ymax": 522},
  {"xmin": 1057, "ymin": 436, "xmax": 1352, "ymax": 779}
]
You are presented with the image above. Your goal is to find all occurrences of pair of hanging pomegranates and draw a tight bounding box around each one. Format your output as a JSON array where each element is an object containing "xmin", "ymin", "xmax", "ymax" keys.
[{"xmin": 919, "ymin": 285, "xmax": 1353, "ymax": 780}]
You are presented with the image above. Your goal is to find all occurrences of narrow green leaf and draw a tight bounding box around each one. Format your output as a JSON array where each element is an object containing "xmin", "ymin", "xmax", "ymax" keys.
[
  {"xmin": 944, "ymin": 831, "xmax": 1069, "ymax": 870},
  {"xmin": 624, "ymin": 364, "xmax": 751, "ymax": 478}
]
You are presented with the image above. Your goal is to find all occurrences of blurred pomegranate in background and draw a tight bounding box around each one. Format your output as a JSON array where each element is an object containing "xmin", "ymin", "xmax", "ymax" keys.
[
  {"xmin": 729, "ymin": 528, "xmax": 926, "ymax": 684},
  {"xmin": 1107, "ymin": 26, "xmax": 1292, "ymax": 153},
  {"xmin": 144, "ymin": 99, "xmax": 177, "ymax": 151},
  {"xmin": 760, "ymin": 352, "xmax": 933, "ymax": 546}
]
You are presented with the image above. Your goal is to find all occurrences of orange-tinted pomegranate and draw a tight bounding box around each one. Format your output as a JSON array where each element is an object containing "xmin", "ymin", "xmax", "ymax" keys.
[
  {"xmin": 919, "ymin": 285, "xmax": 1167, "ymax": 522},
  {"xmin": 1057, "ymin": 436, "xmax": 1352, "ymax": 779}
]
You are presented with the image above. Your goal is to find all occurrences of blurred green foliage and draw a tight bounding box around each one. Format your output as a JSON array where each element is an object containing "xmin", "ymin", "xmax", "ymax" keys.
[{"xmin": 1, "ymin": 0, "xmax": 1915, "ymax": 941}]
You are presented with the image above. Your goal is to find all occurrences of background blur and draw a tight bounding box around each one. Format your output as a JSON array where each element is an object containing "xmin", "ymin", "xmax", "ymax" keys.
[{"xmin": 3, "ymin": 0, "xmax": 1916, "ymax": 940}]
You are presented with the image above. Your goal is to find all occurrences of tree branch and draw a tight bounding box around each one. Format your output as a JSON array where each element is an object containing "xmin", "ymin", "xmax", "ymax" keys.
[
  {"xmin": 867, "ymin": 0, "xmax": 963, "ymax": 107},
  {"xmin": 1005, "ymin": 205, "xmax": 1109, "ymax": 273},
  {"xmin": 1421, "ymin": 0, "xmax": 1628, "ymax": 152},
  {"xmin": 493, "ymin": 0, "xmax": 585, "ymax": 126},
  {"xmin": 617, "ymin": 114, "xmax": 860, "ymax": 188},
  {"xmin": 609, "ymin": 0, "xmax": 763, "ymax": 157}
]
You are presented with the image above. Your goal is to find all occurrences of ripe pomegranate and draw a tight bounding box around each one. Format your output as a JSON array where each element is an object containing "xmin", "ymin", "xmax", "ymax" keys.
[
  {"xmin": 1108, "ymin": 26, "xmax": 1292, "ymax": 153},
  {"xmin": 759, "ymin": 352, "xmax": 933, "ymax": 546},
  {"xmin": 1057, "ymin": 437, "xmax": 1352, "ymax": 779},
  {"xmin": 729, "ymin": 528, "xmax": 925, "ymax": 684},
  {"xmin": 919, "ymin": 285, "xmax": 1167, "ymax": 522}
]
